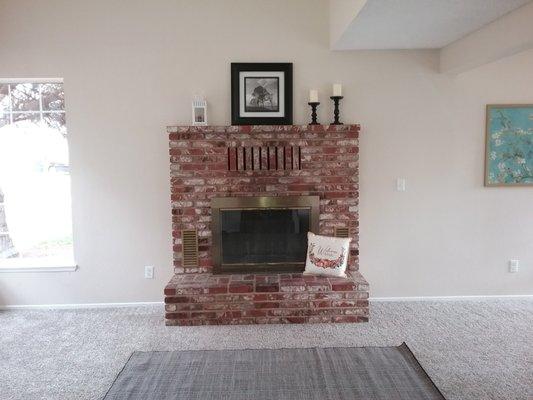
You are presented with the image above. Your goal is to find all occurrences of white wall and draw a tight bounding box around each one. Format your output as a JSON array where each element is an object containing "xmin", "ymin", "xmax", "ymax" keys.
[{"xmin": 0, "ymin": 0, "xmax": 531, "ymax": 305}]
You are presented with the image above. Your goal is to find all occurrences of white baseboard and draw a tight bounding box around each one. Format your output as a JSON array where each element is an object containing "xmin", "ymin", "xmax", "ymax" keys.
[
  {"xmin": 370, "ymin": 294, "xmax": 533, "ymax": 302},
  {"xmin": 0, "ymin": 301, "xmax": 164, "ymax": 310},
  {"xmin": 1, "ymin": 295, "xmax": 532, "ymax": 310}
]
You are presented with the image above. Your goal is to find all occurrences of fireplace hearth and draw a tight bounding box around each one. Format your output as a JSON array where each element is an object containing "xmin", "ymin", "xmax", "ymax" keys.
[{"xmin": 212, "ymin": 196, "xmax": 319, "ymax": 273}]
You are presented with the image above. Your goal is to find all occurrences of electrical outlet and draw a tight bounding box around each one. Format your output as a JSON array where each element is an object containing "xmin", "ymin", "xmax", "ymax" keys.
[
  {"xmin": 144, "ymin": 265, "xmax": 154, "ymax": 279},
  {"xmin": 509, "ymin": 260, "xmax": 519, "ymax": 273},
  {"xmin": 396, "ymin": 178, "xmax": 406, "ymax": 192}
]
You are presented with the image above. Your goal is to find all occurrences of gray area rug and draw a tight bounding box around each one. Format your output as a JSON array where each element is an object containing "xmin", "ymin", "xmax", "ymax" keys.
[{"xmin": 104, "ymin": 344, "xmax": 445, "ymax": 400}]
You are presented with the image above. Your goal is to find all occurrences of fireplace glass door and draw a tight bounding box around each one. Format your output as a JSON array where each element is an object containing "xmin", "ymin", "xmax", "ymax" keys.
[
  {"xmin": 221, "ymin": 208, "xmax": 309, "ymax": 265},
  {"xmin": 212, "ymin": 196, "xmax": 319, "ymax": 273}
]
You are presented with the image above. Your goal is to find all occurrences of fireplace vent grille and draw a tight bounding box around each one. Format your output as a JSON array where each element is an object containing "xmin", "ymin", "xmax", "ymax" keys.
[
  {"xmin": 334, "ymin": 227, "xmax": 350, "ymax": 238},
  {"xmin": 181, "ymin": 229, "xmax": 199, "ymax": 267},
  {"xmin": 227, "ymin": 146, "xmax": 301, "ymax": 171}
]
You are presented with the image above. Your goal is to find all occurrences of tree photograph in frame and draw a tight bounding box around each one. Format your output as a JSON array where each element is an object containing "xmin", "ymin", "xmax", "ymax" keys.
[
  {"xmin": 485, "ymin": 104, "xmax": 533, "ymax": 186},
  {"xmin": 231, "ymin": 63, "xmax": 292, "ymax": 125},
  {"xmin": 244, "ymin": 77, "xmax": 279, "ymax": 113}
]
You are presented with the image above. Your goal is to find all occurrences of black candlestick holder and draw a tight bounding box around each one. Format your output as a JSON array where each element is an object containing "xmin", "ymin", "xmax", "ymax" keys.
[
  {"xmin": 330, "ymin": 96, "xmax": 344, "ymax": 125},
  {"xmin": 308, "ymin": 102, "xmax": 320, "ymax": 125}
]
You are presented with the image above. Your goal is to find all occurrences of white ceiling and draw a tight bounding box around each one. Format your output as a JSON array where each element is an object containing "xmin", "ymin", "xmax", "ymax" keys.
[{"xmin": 334, "ymin": 0, "xmax": 532, "ymax": 50}]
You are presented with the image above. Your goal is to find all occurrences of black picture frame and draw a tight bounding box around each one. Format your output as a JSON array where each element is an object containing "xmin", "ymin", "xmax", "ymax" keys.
[{"xmin": 231, "ymin": 63, "xmax": 293, "ymax": 125}]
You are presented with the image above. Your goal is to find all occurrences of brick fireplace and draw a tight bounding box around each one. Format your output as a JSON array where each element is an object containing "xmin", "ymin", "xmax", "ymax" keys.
[{"xmin": 164, "ymin": 125, "xmax": 369, "ymax": 325}]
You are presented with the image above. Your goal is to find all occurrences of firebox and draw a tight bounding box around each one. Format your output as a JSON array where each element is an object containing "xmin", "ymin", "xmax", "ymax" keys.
[{"xmin": 211, "ymin": 196, "xmax": 319, "ymax": 273}]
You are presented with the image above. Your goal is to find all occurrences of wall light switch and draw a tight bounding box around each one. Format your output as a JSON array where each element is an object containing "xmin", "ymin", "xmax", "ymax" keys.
[
  {"xmin": 509, "ymin": 260, "xmax": 519, "ymax": 273},
  {"xmin": 144, "ymin": 265, "xmax": 154, "ymax": 279},
  {"xmin": 396, "ymin": 178, "xmax": 406, "ymax": 192}
]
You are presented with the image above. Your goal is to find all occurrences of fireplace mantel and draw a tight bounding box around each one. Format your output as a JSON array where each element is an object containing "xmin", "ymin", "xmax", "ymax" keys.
[
  {"xmin": 168, "ymin": 124, "xmax": 360, "ymax": 133},
  {"xmin": 165, "ymin": 124, "xmax": 367, "ymax": 325}
]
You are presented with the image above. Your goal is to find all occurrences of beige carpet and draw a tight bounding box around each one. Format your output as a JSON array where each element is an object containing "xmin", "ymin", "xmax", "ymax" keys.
[{"xmin": 1, "ymin": 299, "xmax": 531, "ymax": 400}]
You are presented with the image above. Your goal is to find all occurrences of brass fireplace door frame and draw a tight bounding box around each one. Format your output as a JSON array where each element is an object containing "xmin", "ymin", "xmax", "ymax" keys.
[{"xmin": 211, "ymin": 195, "xmax": 320, "ymax": 274}]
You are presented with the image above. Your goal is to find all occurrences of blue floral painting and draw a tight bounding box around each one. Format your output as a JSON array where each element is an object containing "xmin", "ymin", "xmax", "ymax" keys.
[{"xmin": 485, "ymin": 105, "xmax": 533, "ymax": 186}]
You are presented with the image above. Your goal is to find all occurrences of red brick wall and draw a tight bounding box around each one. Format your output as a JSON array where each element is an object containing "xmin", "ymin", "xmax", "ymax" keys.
[{"xmin": 168, "ymin": 125, "xmax": 360, "ymax": 274}]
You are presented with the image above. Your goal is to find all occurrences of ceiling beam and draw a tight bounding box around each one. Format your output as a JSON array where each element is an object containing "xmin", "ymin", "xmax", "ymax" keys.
[
  {"xmin": 440, "ymin": 1, "xmax": 533, "ymax": 74},
  {"xmin": 329, "ymin": 0, "xmax": 367, "ymax": 49}
]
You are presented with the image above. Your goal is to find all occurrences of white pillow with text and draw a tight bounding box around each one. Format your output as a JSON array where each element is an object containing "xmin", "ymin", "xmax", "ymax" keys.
[{"xmin": 304, "ymin": 232, "xmax": 350, "ymax": 278}]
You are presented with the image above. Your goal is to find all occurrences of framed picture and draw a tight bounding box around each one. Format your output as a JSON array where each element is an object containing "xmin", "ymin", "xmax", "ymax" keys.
[
  {"xmin": 485, "ymin": 104, "xmax": 533, "ymax": 186},
  {"xmin": 231, "ymin": 63, "xmax": 293, "ymax": 125}
]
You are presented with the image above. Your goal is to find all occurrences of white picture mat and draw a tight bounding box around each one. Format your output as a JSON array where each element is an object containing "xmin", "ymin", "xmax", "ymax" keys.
[{"xmin": 239, "ymin": 71, "xmax": 285, "ymax": 118}]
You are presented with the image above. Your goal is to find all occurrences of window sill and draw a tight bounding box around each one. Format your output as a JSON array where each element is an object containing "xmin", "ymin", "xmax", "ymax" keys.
[{"xmin": 0, "ymin": 258, "xmax": 78, "ymax": 273}]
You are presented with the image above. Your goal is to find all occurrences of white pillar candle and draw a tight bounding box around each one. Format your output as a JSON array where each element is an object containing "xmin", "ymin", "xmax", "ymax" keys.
[
  {"xmin": 333, "ymin": 83, "xmax": 342, "ymax": 97},
  {"xmin": 309, "ymin": 89, "xmax": 318, "ymax": 103}
]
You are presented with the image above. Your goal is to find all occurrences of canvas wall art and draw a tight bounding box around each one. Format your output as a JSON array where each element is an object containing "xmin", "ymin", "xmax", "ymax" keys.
[{"xmin": 485, "ymin": 104, "xmax": 533, "ymax": 186}]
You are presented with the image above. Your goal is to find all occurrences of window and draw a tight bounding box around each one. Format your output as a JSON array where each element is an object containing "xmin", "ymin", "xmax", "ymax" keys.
[{"xmin": 0, "ymin": 80, "xmax": 74, "ymax": 268}]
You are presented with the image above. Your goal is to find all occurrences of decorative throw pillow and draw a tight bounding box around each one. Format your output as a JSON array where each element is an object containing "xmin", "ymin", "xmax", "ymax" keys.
[{"xmin": 304, "ymin": 232, "xmax": 350, "ymax": 278}]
